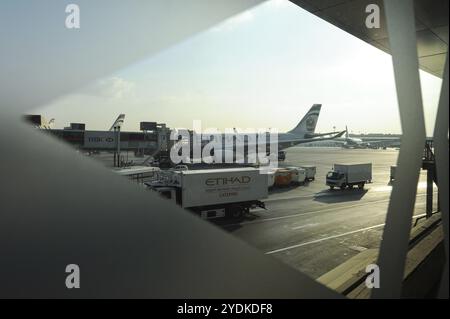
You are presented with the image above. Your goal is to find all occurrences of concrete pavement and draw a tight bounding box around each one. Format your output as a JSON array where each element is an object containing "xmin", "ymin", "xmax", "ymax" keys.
[{"xmin": 214, "ymin": 147, "xmax": 438, "ymax": 279}]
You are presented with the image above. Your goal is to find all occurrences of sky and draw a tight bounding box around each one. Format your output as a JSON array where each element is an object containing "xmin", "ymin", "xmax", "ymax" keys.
[{"xmin": 36, "ymin": 0, "xmax": 443, "ymax": 135}]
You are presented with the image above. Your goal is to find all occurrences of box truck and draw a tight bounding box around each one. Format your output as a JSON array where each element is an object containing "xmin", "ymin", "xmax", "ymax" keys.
[
  {"xmin": 326, "ymin": 163, "xmax": 372, "ymax": 190},
  {"xmin": 300, "ymin": 165, "xmax": 316, "ymax": 181},
  {"xmin": 146, "ymin": 168, "xmax": 267, "ymax": 219},
  {"xmin": 286, "ymin": 167, "xmax": 307, "ymax": 184}
]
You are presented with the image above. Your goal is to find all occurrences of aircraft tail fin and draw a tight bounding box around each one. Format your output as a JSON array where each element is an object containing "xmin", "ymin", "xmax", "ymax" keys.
[
  {"xmin": 288, "ymin": 104, "xmax": 321, "ymax": 136},
  {"xmin": 109, "ymin": 114, "xmax": 125, "ymax": 131}
]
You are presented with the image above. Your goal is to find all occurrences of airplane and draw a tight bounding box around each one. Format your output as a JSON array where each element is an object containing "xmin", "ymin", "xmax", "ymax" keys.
[
  {"xmin": 276, "ymin": 104, "xmax": 345, "ymax": 151},
  {"xmin": 337, "ymin": 126, "xmax": 368, "ymax": 149},
  {"xmin": 334, "ymin": 126, "xmax": 400, "ymax": 149},
  {"xmin": 175, "ymin": 104, "xmax": 346, "ymax": 163},
  {"xmin": 109, "ymin": 114, "xmax": 126, "ymax": 131}
]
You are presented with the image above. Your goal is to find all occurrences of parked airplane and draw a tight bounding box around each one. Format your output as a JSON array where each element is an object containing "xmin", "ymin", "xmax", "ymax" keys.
[
  {"xmin": 335, "ymin": 126, "xmax": 400, "ymax": 149},
  {"xmin": 276, "ymin": 104, "xmax": 345, "ymax": 150},
  {"xmin": 177, "ymin": 104, "xmax": 345, "ymax": 163},
  {"xmin": 109, "ymin": 114, "xmax": 126, "ymax": 131}
]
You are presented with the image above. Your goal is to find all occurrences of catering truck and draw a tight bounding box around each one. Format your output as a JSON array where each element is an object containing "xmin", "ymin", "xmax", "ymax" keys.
[
  {"xmin": 326, "ymin": 163, "xmax": 372, "ymax": 190},
  {"xmin": 146, "ymin": 168, "xmax": 267, "ymax": 219}
]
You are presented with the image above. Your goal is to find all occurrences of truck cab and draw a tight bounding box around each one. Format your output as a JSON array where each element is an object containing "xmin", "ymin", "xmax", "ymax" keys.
[
  {"xmin": 326, "ymin": 171, "xmax": 346, "ymax": 189},
  {"xmin": 155, "ymin": 186, "xmax": 177, "ymax": 201}
]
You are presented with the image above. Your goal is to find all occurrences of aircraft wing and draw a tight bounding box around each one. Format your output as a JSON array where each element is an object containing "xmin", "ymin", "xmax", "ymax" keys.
[
  {"xmin": 304, "ymin": 131, "xmax": 344, "ymax": 138},
  {"xmin": 199, "ymin": 130, "xmax": 346, "ymax": 151},
  {"xmin": 278, "ymin": 130, "xmax": 346, "ymax": 149}
]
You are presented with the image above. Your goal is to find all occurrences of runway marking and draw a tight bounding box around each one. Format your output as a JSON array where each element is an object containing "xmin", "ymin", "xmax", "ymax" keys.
[
  {"xmin": 291, "ymin": 223, "xmax": 319, "ymax": 230},
  {"xmin": 265, "ymin": 213, "xmax": 427, "ymax": 255},
  {"xmin": 268, "ymin": 182, "xmax": 435, "ymax": 200},
  {"xmin": 225, "ymin": 197, "xmax": 394, "ymax": 227},
  {"xmin": 222, "ymin": 192, "xmax": 433, "ymax": 228},
  {"xmin": 266, "ymin": 224, "xmax": 386, "ymax": 254},
  {"xmin": 266, "ymin": 189, "xmax": 382, "ymax": 202}
]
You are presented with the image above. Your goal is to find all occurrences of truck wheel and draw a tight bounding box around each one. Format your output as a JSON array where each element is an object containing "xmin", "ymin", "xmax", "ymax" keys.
[
  {"xmin": 340, "ymin": 184, "xmax": 346, "ymax": 190},
  {"xmin": 228, "ymin": 206, "xmax": 243, "ymax": 219},
  {"xmin": 358, "ymin": 183, "xmax": 365, "ymax": 189},
  {"xmin": 233, "ymin": 209, "xmax": 243, "ymax": 219},
  {"xmin": 329, "ymin": 186, "xmax": 334, "ymax": 190}
]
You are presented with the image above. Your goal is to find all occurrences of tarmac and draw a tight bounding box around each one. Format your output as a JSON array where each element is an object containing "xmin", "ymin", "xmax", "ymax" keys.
[
  {"xmin": 213, "ymin": 147, "xmax": 438, "ymax": 279},
  {"xmin": 91, "ymin": 146, "xmax": 438, "ymax": 280}
]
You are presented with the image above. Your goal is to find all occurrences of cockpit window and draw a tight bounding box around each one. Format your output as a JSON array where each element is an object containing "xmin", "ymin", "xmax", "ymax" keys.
[{"xmin": 327, "ymin": 172, "xmax": 341, "ymax": 179}]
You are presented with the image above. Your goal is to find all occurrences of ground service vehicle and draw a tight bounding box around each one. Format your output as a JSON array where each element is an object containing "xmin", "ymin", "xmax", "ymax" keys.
[
  {"xmin": 278, "ymin": 151, "xmax": 286, "ymax": 161},
  {"xmin": 326, "ymin": 163, "xmax": 372, "ymax": 190},
  {"xmin": 286, "ymin": 167, "xmax": 307, "ymax": 184},
  {"xmin": 146, "ymin": 168, "xmax": 267, "ymax": 219},
  {"xmin": 273, "ymin": 167, "xmax": 305, "ymax": 186},
  {"xmin": 390, "ymin": 165, "xmax": 397, "ymax": 182},
  {"xmin": 300, "ymin": 165, "xmax": 316, "ymax": 181}
]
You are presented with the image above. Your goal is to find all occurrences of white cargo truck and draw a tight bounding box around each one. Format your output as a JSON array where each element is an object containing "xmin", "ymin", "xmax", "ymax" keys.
[
  {"xmin": 286, "ymin": 167, "xmax": 307, "ymax": 184},
  {"xmin": 146, "ymin": 168, "xmax": 267, "ymax": 219},
  {"xmin": 326, "ymin": 163, "xmax": 372, "ymax": 190},
  {"xmin": 300, "ymin": 165, "xmax": 316, "ymax": 181}
]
